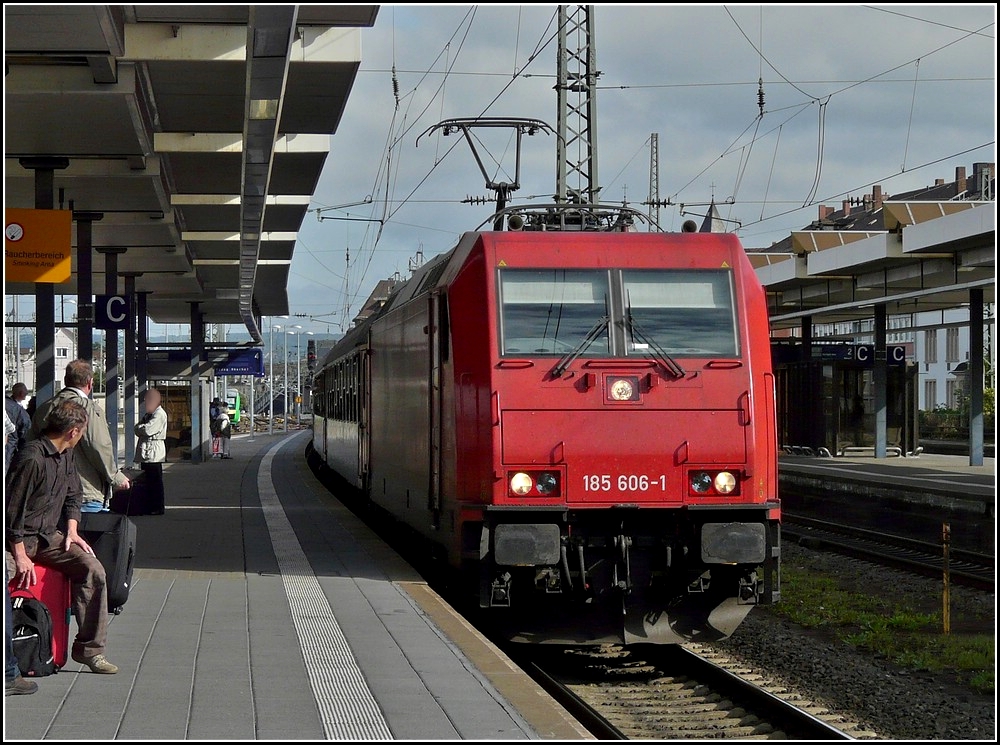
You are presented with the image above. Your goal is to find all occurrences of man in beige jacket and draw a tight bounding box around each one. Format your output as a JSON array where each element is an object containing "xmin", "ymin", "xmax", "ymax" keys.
[{"xmin": 30, "ymin": 359, "xmax": 130, "ymax": 511}]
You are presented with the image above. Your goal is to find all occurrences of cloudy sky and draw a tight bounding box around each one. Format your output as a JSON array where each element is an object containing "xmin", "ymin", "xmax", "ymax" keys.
[
  {"xmin": 8, "ymin": 4, "xmax": 992, "ymax": 341},
  {"xmin": 284, "ymin": 4, "xmax": 995, "ymax": 334}
]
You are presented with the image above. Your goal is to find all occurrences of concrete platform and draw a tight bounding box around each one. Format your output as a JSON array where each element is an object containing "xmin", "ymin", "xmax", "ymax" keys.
[
  {"xmin": 779, "ymin": 451, "xmax": 995, "ymax": 508},
  {"xmin": 4, "ymin": 430, "xmax": 592, "ymax": 741},
  {"xmin": 778, "ymin": 451, "xmax": 995, "ymax": 553}
]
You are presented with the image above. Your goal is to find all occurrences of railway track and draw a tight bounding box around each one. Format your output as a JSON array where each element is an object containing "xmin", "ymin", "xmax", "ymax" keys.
[
  {"xmin": 507, "ymin": 643, "xmax": 874, "ymax": 740},
  {"xmin": 783, "ymin": 514, "xmax": 995, "ymax": 591}
]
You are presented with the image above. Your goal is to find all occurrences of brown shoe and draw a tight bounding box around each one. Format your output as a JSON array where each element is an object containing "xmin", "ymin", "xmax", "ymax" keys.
[
  {"xmin": 72, "ymin": 653, "xmax": 119, "ymax": 674},
  {"xmin": 5, "ymin": 675, "xmax": 39, "ymax": 695}
]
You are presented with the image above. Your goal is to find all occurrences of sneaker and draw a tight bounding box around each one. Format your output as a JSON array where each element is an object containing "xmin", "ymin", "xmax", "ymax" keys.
[
  {"xmin": 5, "ymin": 675, "xmax": 39, "ymax": 695},
  {"xmin": 72, "ymin": 653, "xmax": 119, "ymax": 674}
]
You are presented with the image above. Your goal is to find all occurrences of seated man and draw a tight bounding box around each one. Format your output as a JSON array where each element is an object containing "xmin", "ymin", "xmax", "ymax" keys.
[{"xmin": 6, "ymin": 399, "xmax": 118, "ymax": 674}]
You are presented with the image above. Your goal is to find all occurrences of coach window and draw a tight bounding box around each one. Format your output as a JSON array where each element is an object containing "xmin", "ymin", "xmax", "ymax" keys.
[
  {"xmin": 499, "ymin": 269, "xmax": 611, "ymax": 356},
  {"xmin": 350, "ymin": 356, "xmax": 358, "ymax": 422},
  {"xmin": 622, "ymin": 269, "xmax": 739, "ymax": 357}
]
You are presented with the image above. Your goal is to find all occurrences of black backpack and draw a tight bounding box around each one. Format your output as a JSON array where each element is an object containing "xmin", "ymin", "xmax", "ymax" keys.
[{"xmin": 11, "ymin": 594, "xmax": 57, "ymax": 677}]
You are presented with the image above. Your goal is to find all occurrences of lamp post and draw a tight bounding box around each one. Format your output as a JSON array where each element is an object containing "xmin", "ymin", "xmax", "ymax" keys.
[
  {"xmin": 267, "ymin": 316, "xmax": 287, "ymax": 435},
  {"xmin": 282, "ymin": 327, "xmax": 290, "ymax": 433},
  {"xmin": 269, "ymin": 323, "xmax": 282, "ymax": 435},
  {"xmin": 287, "ymin": 325, "xmax": 302, "ymax": 423},
  {"xmin": 283, "ymin": 324, "xmax": 302, "ymax": 432}
]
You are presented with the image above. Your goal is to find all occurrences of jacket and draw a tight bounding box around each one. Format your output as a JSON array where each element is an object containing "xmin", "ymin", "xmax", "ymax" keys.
[
  {"xmin": 4, "ymin": 396, "xmax": 31, "ymax": 469},
  {"xmin": 29, "ymin": 387, "xmax": 128, "ymax": 505},
  {"xmin": 134, "ymin": 405, "xmax": 168, "ymax": 463}
]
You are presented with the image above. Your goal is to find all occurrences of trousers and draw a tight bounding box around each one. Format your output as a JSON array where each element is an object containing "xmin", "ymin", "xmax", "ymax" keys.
[
  {"xmin": 140, "ymin": 462, "xmax": 165, "ymax": 512},
  {"xmin": 6, "ymin": 532, "xmax": 110, "ymax": 659}
]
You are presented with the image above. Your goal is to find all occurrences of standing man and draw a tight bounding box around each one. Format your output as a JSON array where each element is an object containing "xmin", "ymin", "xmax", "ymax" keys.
[
  {"xmin": 133, "ymin": 387, "xmax": 168, "ymax": 514},
  {"xmin": 6, "ymin": 398, "xmax": 119, "ymax": 674},
  {"xmin": 30, "ymin": 360, "xmax": 130, "ymax": 512},
  {"xmin": 4, "ymin": 383, "xmax": 31, "ymax": 468}
]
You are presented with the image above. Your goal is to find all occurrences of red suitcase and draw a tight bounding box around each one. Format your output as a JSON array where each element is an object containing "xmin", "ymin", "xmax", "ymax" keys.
[{"xmin": 9, "ymin": 564, "xmax": 72, "ymax": 670}]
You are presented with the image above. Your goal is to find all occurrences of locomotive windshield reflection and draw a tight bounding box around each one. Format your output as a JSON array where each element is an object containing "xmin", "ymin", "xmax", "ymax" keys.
[
  {"xmin": 500, "ymin": 269, "xmax": 611, "ymax": 355},
  {"xmin": 499, "ymin": 268, "xmax": 739, "ymax": 357},
  {"xmin": 623, "ymin": 269, "xmax": 739, "ymax": 357}
]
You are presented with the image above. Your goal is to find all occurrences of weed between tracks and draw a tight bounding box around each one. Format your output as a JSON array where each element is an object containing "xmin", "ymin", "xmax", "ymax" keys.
[{"xmin": 773, "ymin": 564, "xmax": 995, "ymax": 694}]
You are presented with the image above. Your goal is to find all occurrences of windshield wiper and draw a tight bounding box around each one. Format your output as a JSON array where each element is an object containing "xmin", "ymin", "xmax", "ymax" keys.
[
  {"xmin": 550, "ymin": 315, "xmax": 610, "ymax": 378},
  {"xmin": 627, "ymin": 311, "xmax": 686, "ymax": 379}
]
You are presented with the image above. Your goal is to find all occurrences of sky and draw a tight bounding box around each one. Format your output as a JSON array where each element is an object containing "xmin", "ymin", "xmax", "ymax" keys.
[
  {"xmin": 284, "ymin": 3, "xmax": 996, "ymax": 335},
  {"xmin": 5, "ymin": 4, "xmax": 997, "ymax": 340}
]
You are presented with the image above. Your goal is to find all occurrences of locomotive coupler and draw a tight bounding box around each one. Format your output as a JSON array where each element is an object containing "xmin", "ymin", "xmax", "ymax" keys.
[
  {"xmin": 535, "ymin": 567, "xmax": 562, "ymax": 594},
  {"xmin": 738, "ymin": 570, "xmax": 761, "ymax": 604},
  {"xmin": 491, "ymin": 571, "xmax": 512, "ymax": 607}
]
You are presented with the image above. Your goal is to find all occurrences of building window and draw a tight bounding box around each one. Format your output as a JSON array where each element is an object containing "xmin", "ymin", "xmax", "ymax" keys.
[
  {"xmin": 946, "ymin": 328, "xmax": 960, "ymax": 362},
  {"xmin": 946, "ymin": 380, "xmax": 960, "ymax": 408},
  {"xmin": 56, "ymin": 347, "xmax": 69, "ymax": 359},
  {"xmin": 924, "ymin": 329, "xmax": 937, "ymax": 363},
  {"xmin": 924, "ymin": 380, "xmax": 937, "ymax": 409}
]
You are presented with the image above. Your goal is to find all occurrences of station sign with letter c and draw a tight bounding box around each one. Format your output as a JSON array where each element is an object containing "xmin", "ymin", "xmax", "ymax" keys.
[{"xmin": 95, "ymin": 294, "xmax": 130, "ymax": 330}]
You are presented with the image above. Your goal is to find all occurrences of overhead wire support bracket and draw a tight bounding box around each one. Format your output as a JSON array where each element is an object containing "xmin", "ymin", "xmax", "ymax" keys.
[{"xmin": 313, "ymin": 196, "xmax": 375, "ymax": 222}]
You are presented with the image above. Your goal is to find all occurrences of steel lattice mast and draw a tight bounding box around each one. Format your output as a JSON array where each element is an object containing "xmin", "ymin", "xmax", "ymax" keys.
[
  {"xmin": 648, "ymin": 132, "xmax": 659, "ymax": 227},
  {"xmin": 555, "ymin": 5, "xmax": 601, "ymax": 205}
]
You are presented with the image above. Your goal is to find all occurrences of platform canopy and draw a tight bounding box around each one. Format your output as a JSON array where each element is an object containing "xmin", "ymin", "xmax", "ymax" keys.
[
  {"xmin": 750, "ymin": 178, "xmax": 995, "ymax": 332},
  {"xmin": 4, "ymin": 5, "xmax": 379, "ymax": 342}
]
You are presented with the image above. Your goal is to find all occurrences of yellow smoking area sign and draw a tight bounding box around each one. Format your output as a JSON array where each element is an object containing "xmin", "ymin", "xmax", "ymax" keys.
[{"xmin": 4, "ymin": 208, "xmax": 73, "ymax": 283}]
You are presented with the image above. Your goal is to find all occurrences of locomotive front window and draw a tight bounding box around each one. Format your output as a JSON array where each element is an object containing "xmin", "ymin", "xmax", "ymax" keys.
[
  {"xmin": 499, "ymin": 269, "xmax": 611, "ymax": 356},
  {"xmin": 623, "ymin": 270, "xmax": 739, "ymax": 356}
]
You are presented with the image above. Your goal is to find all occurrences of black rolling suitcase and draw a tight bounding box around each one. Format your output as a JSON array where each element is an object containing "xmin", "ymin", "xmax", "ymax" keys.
[{"xmin": 78, "ymin": 512, "xmax": 138, "ymax": 614}]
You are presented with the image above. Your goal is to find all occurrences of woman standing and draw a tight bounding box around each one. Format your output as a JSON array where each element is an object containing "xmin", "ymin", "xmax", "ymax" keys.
[{"xmin": 134, "ymin": 388, "xmax": 168, "ymax": 514}]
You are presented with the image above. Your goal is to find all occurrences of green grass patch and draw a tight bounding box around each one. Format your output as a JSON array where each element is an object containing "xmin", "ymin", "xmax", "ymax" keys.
[{"xmin": 772, "ymin": 564, "xmax": 995, "ymax": 695}]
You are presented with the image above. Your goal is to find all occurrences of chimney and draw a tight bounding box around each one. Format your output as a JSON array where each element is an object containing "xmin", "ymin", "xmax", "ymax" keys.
[
  {"xmin": 818, "ymin": 205, "xmax": 834, "ymax": 221},
  {"xmin": 842, "ymin": 199, "xmax": 851, "ymax": 216},
  {"xmin": 873, "ymin": 185, "xmax": 883, "ymax": 209},
  {"xmin": 972, "ymin": 162, "xmax": 995, "ymax": 178},
  {"xmin": 935, "ymin": 178, "xmax": 944, "ymax": 186},
  {"xmin": 955, "ymin": 166, "xmax": 967, "ymax": 194}
]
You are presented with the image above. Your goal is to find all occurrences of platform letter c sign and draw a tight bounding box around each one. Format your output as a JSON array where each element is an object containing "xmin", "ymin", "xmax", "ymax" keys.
[{"xmin": 95, "ymin": 294, "xmax": 130, "ymax": 330}]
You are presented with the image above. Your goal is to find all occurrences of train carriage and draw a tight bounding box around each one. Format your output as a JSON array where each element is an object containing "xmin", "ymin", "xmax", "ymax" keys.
[{"xmin": 311, "ymin": 207, "xmax": 780, "ymax": 645}]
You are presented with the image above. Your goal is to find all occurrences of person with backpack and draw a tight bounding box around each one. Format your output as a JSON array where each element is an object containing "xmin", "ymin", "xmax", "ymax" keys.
[
  {"xmin": 29, "ymin": 360, "xmax": 130, "ymax": 513},
  {"xmin": 5, "ymin": 410, "xmax": 38, "ymax": 695},
  {"xmin": 215, "ymin": 408, "xmax": 233, "ymax": 459},
  {"xmin": 6, "ymin": 398, "xmax": 119, "ymax": 675}
]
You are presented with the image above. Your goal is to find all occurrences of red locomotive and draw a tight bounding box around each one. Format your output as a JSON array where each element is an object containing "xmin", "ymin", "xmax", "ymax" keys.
[{"xmin": 310, "ymin": 204, "xmax": 780, "ymax": 644}]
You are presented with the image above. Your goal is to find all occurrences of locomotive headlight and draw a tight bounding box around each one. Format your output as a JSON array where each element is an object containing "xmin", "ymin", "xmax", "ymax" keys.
[
  {"xmin": 690, "ymin": 471, "xmax": 712, "ymax": 493},
  {"xmin": 510, "ymin": 472, "xmax": 533, "ymax": 495},
  {"xmin": 714, "ymin": 471, "xmax": 737, "ymax": 494},
  {"xmin": 536, "ymin": 472, "xmax": 558, "ymax": 495},
  {"xmin": 609, "ymin": 378, "xmax": 634, "ymax": 401}
]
